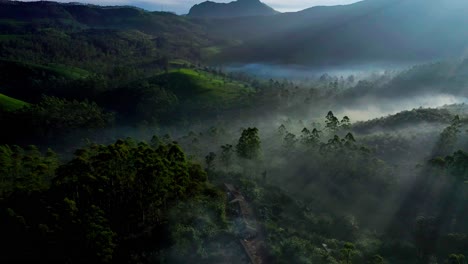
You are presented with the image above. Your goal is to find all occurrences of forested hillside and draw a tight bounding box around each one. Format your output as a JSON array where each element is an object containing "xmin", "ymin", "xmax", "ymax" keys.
[
  {"xmin": 0, "ymin": 2, "xmax": 218, "ymax": 67},
  {"xmin": 0, "ymin": 1, "xmax": 255, "ymax": 146},
  {"xmin": 0, "ymin": 1, "xmax": 467, "ymax": 263}
]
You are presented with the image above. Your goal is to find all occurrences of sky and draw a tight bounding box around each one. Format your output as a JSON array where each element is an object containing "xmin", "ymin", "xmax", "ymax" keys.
[{"xmin": 19, "ymin": 0, "xmax": 362, "ymax": 14}]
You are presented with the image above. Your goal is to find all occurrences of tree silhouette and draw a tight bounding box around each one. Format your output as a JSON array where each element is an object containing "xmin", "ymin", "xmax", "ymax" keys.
[
  {"xmin": 326, "ymin": 111, "xmax": 340, "ymax": 133},
  {"xmin": 236, "ymin": 127, "xmax": 261, "ymax": 160},
  {"xmin": 341, "ymin": 116, "xmax": 351, "ymax": 130},
  {"xmin": 220, "ymin": 144, "xmax": 234, "ymax": 169},
  {"xmin": 341, "ymin": 242, "xmax": 356, "ymax": 264}
]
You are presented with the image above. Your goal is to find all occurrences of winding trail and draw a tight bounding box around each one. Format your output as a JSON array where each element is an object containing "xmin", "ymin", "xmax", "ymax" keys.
[{"xmin": 224, "ymin": 183, "xmax": 269, "ymax": 264}]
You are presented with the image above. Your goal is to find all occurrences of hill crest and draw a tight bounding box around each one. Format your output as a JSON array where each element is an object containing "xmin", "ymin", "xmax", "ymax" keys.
[{"xmin": 188, "ymin": 0, "xmax": 279, "ymax": 18}]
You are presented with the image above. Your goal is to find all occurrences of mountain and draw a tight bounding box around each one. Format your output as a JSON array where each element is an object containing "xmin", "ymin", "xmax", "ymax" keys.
[
  {"xmin": 4, "ymin": 0, "xmax": 468, "ymax": 68},
  {"xmin": 207, "ymin": 0, "xmax": 468, "ymax": 66},
  {"xmin": 0, "ymin": 1, "xmax": 223, "ymax": 72},
  {"xmin": 188, "ymin": 0, "xmax": 279, "ymax": 18}
]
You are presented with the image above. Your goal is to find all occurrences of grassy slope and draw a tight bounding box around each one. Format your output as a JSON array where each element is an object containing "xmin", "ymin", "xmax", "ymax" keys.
[
  {"xmin": 42, "ymin": 63, "xmax": 91, "ymax": 79},
  {"xmin": 0, "ymin": 59, "xmax": 90, "ymax": 79},
  {"xmin": 0, "ymin": 93, "xmax": 28, "ymax": 111},
  {"xmin": 0, "ymin": 60, "xmax": 92, "ymax": 103},
  {"xmin": 153, "ymin": 68, "xmax": 254, "ymax": 109}
]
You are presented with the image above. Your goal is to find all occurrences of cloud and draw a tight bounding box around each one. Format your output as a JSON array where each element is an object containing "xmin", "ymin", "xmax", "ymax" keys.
[
  {"xmin": 265, "ymin": 0, "xmax": 362, "ymax": 12},
  {"xmin": 18, "ymin": 0, "xmax": 362, "ymax": 14}
]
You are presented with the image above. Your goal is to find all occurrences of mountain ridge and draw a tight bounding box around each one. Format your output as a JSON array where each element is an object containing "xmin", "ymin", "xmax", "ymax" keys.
[
  {"xmin": 3, "ymin": 0, "xmax": 468, "ymax": 67},
  {"xmin": 207, "ymin": 0, "xmax": 468, "ymax": 66},
  {"xmin": 188, "ymin": 0, "xmax": 279, "ymax": 18}
]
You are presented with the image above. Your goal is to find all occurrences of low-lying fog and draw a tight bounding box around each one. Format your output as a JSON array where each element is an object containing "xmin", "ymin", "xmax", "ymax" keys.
[
  {"xmin": 226, "ymin": 61, "xmax": 419, "ymax": 80},
  {"xmin": 63, "ymin": 60, "xmax": 468, "ymax": 167},
  {"xmin": 336, "ymin": 94, "xmax": 468, "ymax": 121},
  {"xmin": 228, "ymin": 62, "xmax": 468, "ymax": 121}
]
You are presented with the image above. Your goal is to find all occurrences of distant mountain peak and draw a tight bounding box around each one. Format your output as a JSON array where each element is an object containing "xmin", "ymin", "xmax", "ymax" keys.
[
  {"xmin": 188, "ymin": 0, "xmax": 279, "ymax": 18},
  {"xmin": 237, "ymin": 0, "xmax": 263, "ymax": 3}
]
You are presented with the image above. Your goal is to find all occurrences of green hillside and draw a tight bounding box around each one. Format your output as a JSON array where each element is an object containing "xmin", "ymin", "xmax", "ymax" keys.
[
  {"xmin": 0, "ymin": 60, "xmax": 92, "ymax": 102},
  {"xmin": 0, "ymin": 60, "xmax": 91, "ymax": 80},
  {"xmin": 0, "ymin": 1, "xmax": 224, "ymax": 70},
  {"xmin": 0, "ymin": 93, "xmax": 28, "ymax": 111},
  {"xmin": 150, "ymin": 68, "xmax": 255, "ymax": 109},
  {"xmin": 97, "ymin": 67, "xmax": 256, "ymax": 124}
]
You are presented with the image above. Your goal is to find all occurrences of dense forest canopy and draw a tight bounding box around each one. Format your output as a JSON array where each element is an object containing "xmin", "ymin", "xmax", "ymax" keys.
[{"xmin": 0, "ymin": 0, "xmax": 467, "ymax": 263}]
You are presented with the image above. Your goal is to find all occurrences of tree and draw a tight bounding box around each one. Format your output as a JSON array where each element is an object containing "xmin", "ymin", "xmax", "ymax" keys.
[
  {"xmin": 448, "ymin": 254, "xmax": 466, "ymax": 264},
  {"xmin": 341, "ymin": 116, "xmax": 351, "ymax": 130},
  {"xmin": 344, "ymin": 132, "xmax": 356, "ymax": 142},
  {"xmin": 283, "ymin": 132, "xmax": 297, "ymax": 149},
  {"xmin": 414, "ymin": 216, "xmax": 439, "ymax": 262},
  {"xmin": 321, "ymin": 135, "xmax": 343, "ymax": 153},
  {"xmin": 84, "ymin": 205, "xmax": 116, "ymax": 263},
  {"xmin": 5, "ymin": 96, "xmax": 115, "ymax": 142},
  {"xmin": 370, "ymin": 255, "xmax": 384, "ymax": 264},
  {"xmin": 236, "ymin": 128, "xmax": 261, "ymax": 160},
  {"xmin": 429, "ymin": 150, "xmax": 468, "ymax": 183},
  {"xmin": 135, "ymin": 83, "xmax": 179, "ymax": 124},
  {"xmin": 434, "ymin": 115, "xmax": 461, "ymax": 156},
  {"xmin": 326, "ymin": 111, "xmax": 340, "ymax": 133},
  {"xmin": 344, "ymin": 133, "xmax": 357, "ymax": 149},
  {"xmin": 311, "ymin": 128, "xmax": 321, "ymax": 145},
  {"xmin": 300, "ymin": 128, "xmax": 311, "ymax": 144},
  {"xmin": 150, "ymin": 135, "xmax": 163, "ymax": 148},
  {"xmin": 205, "ymin": 152, "xmax": 216, "ymax": 171},
  {"xmin": 220, "ymin": 144, "xmax": 234, "ymax": 169},
  {"xmin": 277, "ymin": 124, "xmax": 287, "ymax": 137},
  {"xmin": 0, "ymin": 144, "xmax": 59, "ymax": 196},
  {"xmin": 341, "ymin": 242, "xmax": 356, "ymax": 264},
  {"xmin": 53, "ymin": 139, "xmax": 208, "ymax": 239}
]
